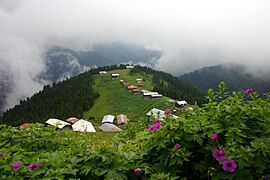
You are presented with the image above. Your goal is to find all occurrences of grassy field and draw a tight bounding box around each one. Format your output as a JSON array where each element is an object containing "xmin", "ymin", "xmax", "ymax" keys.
[{"xmin": 83, "ymin": 69, "xmax": 174, "ymax": 128}]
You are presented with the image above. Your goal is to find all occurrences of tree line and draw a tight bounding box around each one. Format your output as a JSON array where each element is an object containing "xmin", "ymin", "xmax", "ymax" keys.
[
  {"xmin": 130, "ymin": 66, "xmax": 205, "ymax": 104},
  {"xmin": 0, "ymin": 65, "xmax": 125, "ymax": 126}
]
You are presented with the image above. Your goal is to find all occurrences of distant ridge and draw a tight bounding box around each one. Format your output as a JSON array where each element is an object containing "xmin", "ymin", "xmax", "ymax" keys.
[{"xmin": 180, "ymin": 63, "xmax": 270, "ymax": 93}]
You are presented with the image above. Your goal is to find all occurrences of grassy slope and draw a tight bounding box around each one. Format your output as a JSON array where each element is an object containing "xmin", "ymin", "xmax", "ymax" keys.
[{"xmin": 83, "ymin": 69, "xmax": 174, "ymax": 127}]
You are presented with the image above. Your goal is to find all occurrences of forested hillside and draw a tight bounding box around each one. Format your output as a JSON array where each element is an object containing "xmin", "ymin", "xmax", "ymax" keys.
[
  {"xmin": 180, "ymin": 63, "xmax": 270, "ymax": 93},
  {"xmin": 131, "ymin": 66, "xmax": 205, "ymax": 104},
  {"xmin": 1, "ymin": 65, "xmax": 203, "ymax": 126},
  {"xmin": 1, "ymin": 74, "xmax": 98, "ymax": 126}
]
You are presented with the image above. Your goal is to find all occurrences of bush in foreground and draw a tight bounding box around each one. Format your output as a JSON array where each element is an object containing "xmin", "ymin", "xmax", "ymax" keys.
[{"xmin": 0, "ymin": 83, "xmax": 270, "ymax": 179}]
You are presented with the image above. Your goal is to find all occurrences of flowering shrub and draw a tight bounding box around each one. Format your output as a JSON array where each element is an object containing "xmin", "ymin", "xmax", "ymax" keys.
[
  {"xmin": 0, "ymin": 82, "xmax": 270, "ymax": 179},
  {"xmin": 210, "ymin": 133, "xmax": 218, "ymax": 141},
  {"xmin": 146, "ymin": 123, "xmax": 161, "ymax": 131}
]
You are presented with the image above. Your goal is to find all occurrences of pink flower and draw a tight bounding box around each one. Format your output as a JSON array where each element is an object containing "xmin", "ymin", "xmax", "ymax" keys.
[
  {"xmin": 164, "ymin": 109, "xmax": 171, "ymax": 114},
  {"xmin": 213, "ymin": 149, "xmax": 225, "ymax": 161},
  {"xmin": 27, "ymin": 163, "xmax": 42, "ymax": 169},
  {"xmin": 244, "ymin": 87, "xmax": 253, "ymax": 95},
  {"xmin": 222, "ymin": 159, "xmax": 237, "ymax": 173},
  {"xmin": 210, "ymin": 133, "xmax": 218, "ymax": 141},
  {"xmin": 175, "ymin": 144, "xmax": 181, "ymax": 149},
  {"xmin": 133, "ymin": 168, "xmax": 141, "ymax": 173},
  {"xmin": 154, "ymin": 118, "xmax": 159, "ymax": 123},
  {"xmin": 11, "ymin": 162, "xmax": 22, "ymax": 169},
  {"xmin": 147, "ymin": 123, "xmax": 161, "ymax": 131}
]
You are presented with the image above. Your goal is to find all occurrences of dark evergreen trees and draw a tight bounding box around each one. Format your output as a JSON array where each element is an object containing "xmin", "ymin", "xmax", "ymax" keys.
[{"xmin": 130, "ymin": 66, "xmax": 205, "ymax": 104}]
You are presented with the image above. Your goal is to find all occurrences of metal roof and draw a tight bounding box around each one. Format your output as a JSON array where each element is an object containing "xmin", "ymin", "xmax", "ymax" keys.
[
  {"xmin": 99, "ymin": 123, "xmax": 122, "ymax": 132},
  {"xmin": 46, "ymin": 118, "xmax": 71, "ymax": 129},
  {"xmin": 117, "ymin": 114, "xmax": 128, "ymax": 125},
  {"xmin": 72, "ymin": 119, "xmax": 96, "ymax": 132},
  {"xmin": 143, "ymin": 92, "xmax": 159, "ymax": 96},
  {"xmin": 146, "ymin": 108, "xmax": 165, "ymax": 119},
  {"xmin": 66, "ymin": 117, "xmax": 80, "ymax": 124},
  {"xmin": 151, "ymin": 94, "xmax": 162, "ymax": 98},
  {"xmin": 176, "ymin": 100, "xmax": 187, "ymax": 105},
  {"xmin": 102, "ymin": 115, "xmax": 115, "ymax": 123},
  {"xmin": 146, "ymin": 108, "xmax": 179, "ymax": 120}
]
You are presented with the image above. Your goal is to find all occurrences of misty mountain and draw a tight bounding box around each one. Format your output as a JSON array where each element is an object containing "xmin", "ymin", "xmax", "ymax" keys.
[
  {"xmin": 0, "ymin": 42, "xmax": 161, "ymax": 113},
  {"xmin": 42, "ymin": 42, "xmax": 161, "ymax": 82},
  {"xmin": 180, "ymin": 63, "xmax": 270, "ymax": 93}
]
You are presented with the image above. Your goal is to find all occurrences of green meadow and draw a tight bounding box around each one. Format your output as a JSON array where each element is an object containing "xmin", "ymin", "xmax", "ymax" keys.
[{"xmin": 83, "ymin": 69, "xmax": 174, "ymax": 127}]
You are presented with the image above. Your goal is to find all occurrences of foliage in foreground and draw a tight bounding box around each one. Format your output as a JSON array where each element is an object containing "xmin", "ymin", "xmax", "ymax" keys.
[{"xmin": 1, "ymin": 83, "xmax": 270, "ymax": 179}]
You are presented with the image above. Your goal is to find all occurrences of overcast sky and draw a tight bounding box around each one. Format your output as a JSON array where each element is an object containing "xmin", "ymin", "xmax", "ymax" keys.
[{"xmin": 1, "ymin": 0, "xmax": 270, "ymax": 110}]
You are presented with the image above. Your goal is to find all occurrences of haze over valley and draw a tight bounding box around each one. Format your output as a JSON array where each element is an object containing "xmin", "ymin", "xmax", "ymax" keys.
[{"xmin": 1, "ymin": 0, "xmax": 270, "ymax": 112}]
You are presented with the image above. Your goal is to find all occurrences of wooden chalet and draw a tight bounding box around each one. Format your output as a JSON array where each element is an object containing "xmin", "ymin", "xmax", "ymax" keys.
[
  {"xmin": 131, "ymin": 89, "xmax": 140, "ymax": 95},
  {"xmin": 117, "ymin": 114, "xmax": 129, "ymax": 125},
  {"xmin": 127, "ymin": 85, "xmax": 138, "ymax": 91},
  {"xmin": 151, "ymin": 94, "xmax": 163, "ymax": 99},
  {"xmin": 136, "ymin": 79, "xmax": 142, "ymax": 84},
  {"xmin": 99, "ymin": 71, "xmax": 107, "ymax": 76},
  {"xmin": 175, "ymin": 100, "xmax": 187, "ymax": 109},
  {"xmin": 126, "ymin": 65, "xmax": 134, "ymax": 70},
  {"xmin": 111, "ymin": 73, "xmax": 120, "ymax": 79},
  {"xmin": 143, "ymin": 92, "xmax": 158, "ymax": 99}
]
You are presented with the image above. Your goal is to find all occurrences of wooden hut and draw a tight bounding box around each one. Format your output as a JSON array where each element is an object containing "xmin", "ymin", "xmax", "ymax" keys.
[{"xmin": 117, "ymin": 114, "xmax": 128, "ymax": 125}]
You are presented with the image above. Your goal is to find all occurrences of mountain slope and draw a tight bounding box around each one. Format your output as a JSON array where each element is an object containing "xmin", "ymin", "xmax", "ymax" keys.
[
  {"xmin": 180, "ymin": 63, "xmax": 270, "ymax": 93},
  {"xmin": 0, "ymin": 42, "xmax": 162, "ymax": 113},
  {"xmin": 83, "ymin": 69, "xmax": 172, "ymax": 126},
  {"xmin": 43, "ymin": 42, "xmax": 161, "ymax": 82},
  {"xmin": 1, "ymin": 65, "xmax": 203, "ymax": 126}
]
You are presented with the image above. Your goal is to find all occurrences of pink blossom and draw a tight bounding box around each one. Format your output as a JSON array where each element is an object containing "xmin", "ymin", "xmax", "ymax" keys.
[
  {"xmin": 11, "ymin": 162, "xmax": 22, "ymax": 169},
  {"xmin": 175, "ymin": 144, "xmax": 181, "ymax": 149},
  {"xmin": 164, "ymin": 109, "xmax": 171, "ymax": 114},
  {"xmin": 133, "ymin": 168, "xmax": 141, "ymax": 173},
  {"xmin": 210, "ymin": 133, "xmax": 218, "ymax": 141},
  {"xmin": 213, "ymin": 149, "xmax": 225, "ymax": 161},
  {"xmin": 244, "ymin": 87, "xmax": 253, "ymax": 95},
  {"xmin": 27, "ymin": 163, "xmax": 42, "ymax": 169},
  {"xmin": 223, "ymin": 159, "xmax": 237, "ymax": 173},
  {"xmin": 147, "ymin": 123, "xmax": 161, "ymax": 131}
]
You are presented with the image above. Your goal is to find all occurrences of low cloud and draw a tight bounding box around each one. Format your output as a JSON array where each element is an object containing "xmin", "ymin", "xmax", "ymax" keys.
[{"xmin": 1, "ymin": 0, "xmax": 270, "ymax": 110}]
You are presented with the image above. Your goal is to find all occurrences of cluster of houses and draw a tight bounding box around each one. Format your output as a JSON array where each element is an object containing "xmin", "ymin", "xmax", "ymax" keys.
[
  {"xmin": 43, "ymin": 113, "xmax": 129, "ymax": 133},
  {"xmin": 119, "ymin": 77, "xmax": 164, "ymax": 99},
  {"xmin": 99, "ymin": 114, "xmax": 128, "ymax": 132},
  {"xmin": 45, "ymin": 118, "xmax": 96, "ymax": 132}
]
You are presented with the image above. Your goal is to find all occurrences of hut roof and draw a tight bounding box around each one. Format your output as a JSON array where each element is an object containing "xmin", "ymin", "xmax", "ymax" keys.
[
  {"xmin": 72, "ymin": 119, "xmax": 96, "ymax": 132},
  {"xmin": 66, "ymin": 117, "xmax": 80, "ymax": 124},
  {"xmin": 99, "ymin": 123, "xmax": 122, "ymax": 132},
  {"xmin": 176, "ymin": 100, "xmax": 187, "ymax": 105},
  {"xmin": 117, "ymin": 114, "xmax": 128, "ymax": 125},
  {"xmin": 143, "ymin": 92, "xmax": 159, "ymax": 96},
  {"xmin": 46, "ymin": 118, "xmax": 71, "ymax": 129},
  {"xmin": 102, "ymin": 115, "xmax": 115, "ymax": 123},
  {"xmin": 151, "ymin": 94, "xmax": 162, "ymax": 98},
  {"xmin": 19, "ymin": 123, "xmax": 30, "ymax": 129},
  {"xmin": 127, "ymin": 85, "xmax": 137, "ymax": 90}
]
